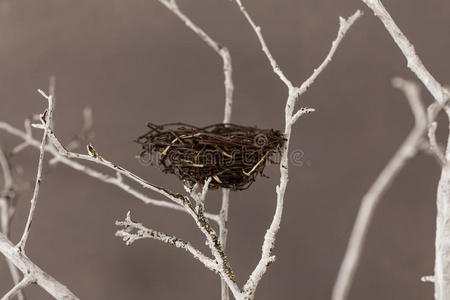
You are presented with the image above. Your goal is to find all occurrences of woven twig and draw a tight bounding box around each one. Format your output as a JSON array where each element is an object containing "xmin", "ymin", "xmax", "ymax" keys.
[{"xmin": 137, "ymin": 123, "xmax": 285, "ymax": 191}]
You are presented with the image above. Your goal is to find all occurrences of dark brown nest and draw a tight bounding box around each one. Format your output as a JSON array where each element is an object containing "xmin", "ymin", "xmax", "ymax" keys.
[{"xmin": 136, "ymin": 123, "xmax": 285, "ymax": 191}]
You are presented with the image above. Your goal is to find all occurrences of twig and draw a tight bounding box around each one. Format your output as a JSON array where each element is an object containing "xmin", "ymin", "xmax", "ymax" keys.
[
  {"xmin": 233, "ymin": 0, "xmax": 293, "ymax": 89},
  {"xmin": 296, "ymin": 11, "xmax": 363, "ymax": 99},
  {"xmin": 0, "ymin": 122, "xmax": 220, "ymax": 223},
  {"xmin": 115, "ymin": 211, "xmax": 218, "ymax": 272},
  {"xmin": 331, "ymin": 78, "xmax": 427, "ymax": 300},
  {"xmin": 289, "ymin": 107, "xmax": 315, "ymax": 126},
  {"xmin": 28, "ymin": 91, "xmax": 240, "ymax": 297},
  {"xmin": 11, "ymin": 120, "xmax": 32, "ymax": 155},
  {"xmin": 156, "ymin": 0, "xmax": 234, "ymax": 123},
  {"xmin": 16, "ymin": 93, "xmax": 53, "ymax": 252}
]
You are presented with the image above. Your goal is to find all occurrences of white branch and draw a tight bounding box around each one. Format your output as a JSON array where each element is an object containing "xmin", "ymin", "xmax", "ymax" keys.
[
  {"xmin": 233, "ymin": 0, "xmax": 293, "ymax": 89},
  {"xmin": 234, "ymin": 6, "xmax": 361, "ymax": 298},
  {"xmin": 0, "ymin": 122, "xmax": 221, "ymax": 224},
  {"xmin": 360, "ymin": 0, "xmax": 449, "ymax": 106},
  {"xmin": 115, "ymin": 211, "xmax": 218, "ymax": 272},
  {"xmin": 29, "ymin": 91, "xmax": 242, "ymax": 297},
  {"xmin": 157, "ymin": 0, "xmax": 234, "ymax": 123},
  {"xmin": 296, "ymin": 11, "xmax": 363, "ymax": 98},
  {"xmin": 16, "ymin": 93, "xmax": 53, "ymax": 252},
  {"xmin": 0, "ymin": 232, "xmax": 78, "ymax": 299},
  {"xmin": 290, "ymin": 107, "xmax": 315, "ymax": 126},
  {"xmin": 332, "ymin": 78, "xmax": 427, "ymax": 300}
]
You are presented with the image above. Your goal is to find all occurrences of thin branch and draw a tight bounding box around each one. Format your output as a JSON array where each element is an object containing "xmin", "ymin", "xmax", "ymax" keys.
[
  {"xmin": 115, "ymin": 211, "xmax": 218, "ymax": 272},
  {"xmin": 332, "ymin": 77, "xmax": 427, "ymax": 300},
  {"xmin": 290, "ymin": 107, "xmax": 315, "ymax": 126},
  {"xmin": 0, "ymin": 148, "xmax": 13, "ymax": 189},
  {"xmin": 0, "ymin": 122, "xmax": 220, "ymax": 223},
  {"xmin": 237, "ymin": 9, "xmax": 361, "ymax": 299},
  {"xmin": 30, "ymin": 91, "xmax": 240, "ymax": 297},
  {"xmin": 296, "ymin": 11, "xmax": 363, "ymax": 98},
  {"xmin": 157, "ymin": 0, "xmax": 234, "ymax": 123},
  {"xmin": 233, "ymin": 0, "xmax": 293, "ymax": 89},
  {"xmin": 16, "ymin": 93, "xmax": 54, "ymax": 252},
  {"xmin": 0, "ymin": 147, "xmax": 25, "ymax": 300},
  {"xmin": 156, "ymin": 2, "xmax": 235, "ymax": 297}
]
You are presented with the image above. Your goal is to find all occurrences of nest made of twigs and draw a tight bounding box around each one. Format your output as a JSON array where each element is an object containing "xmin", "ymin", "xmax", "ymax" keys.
[{"xmin": 136, "ymin": 122, "xmax": 285, "ymax": 191}]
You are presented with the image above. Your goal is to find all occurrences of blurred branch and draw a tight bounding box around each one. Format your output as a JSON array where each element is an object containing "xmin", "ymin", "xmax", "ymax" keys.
[
  {"xmin": 351, "ymin": 1, "xmax": 450, "ymax": 299},
  {"xmin": 332, "ymin": 78, "xmax": 427, "ymax": 300},
  {"xmin": 0, "ymin": 147, "xmax": 25, "ymax": 300},
  {"xmin": 1, "ymin": 276, "xmax": 32, "ymax": 300}
]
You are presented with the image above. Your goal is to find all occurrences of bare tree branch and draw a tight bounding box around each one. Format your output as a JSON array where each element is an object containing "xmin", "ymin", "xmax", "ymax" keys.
[
  {"xmin": 0, "ymin": 4, "xmax": 361, "ymax": 299},
  {"xmin": 355, "ymin": 2, "xmax": 450, "ymax": 299},
  {"xmin": 0, "ymin": 122, "xmax": 220, "ymax": 221},
  {"xmin": 26, "ymin": 90, "xmax": 241, "ymax": 298},
  {"xmin": 16, "ymin": 92, "xmax": 53, "ymax": 252},
  {"xmin": 0, "ymin": 232, "xmax": 78, "ymax": 299},
  {"xmin": 232, "ymin": 3, "xmax": 362, "ymax": 298},
  {"xmin": 332, "ymin": 78, "xmax": 427, "ymax": 300},
  {"xmin": 156, "ymin": 0, "xmax": 234, "ymax": 123},
  {"xmin": 115, "ymin": 211, "xmax": 218, "ymax": 272}
]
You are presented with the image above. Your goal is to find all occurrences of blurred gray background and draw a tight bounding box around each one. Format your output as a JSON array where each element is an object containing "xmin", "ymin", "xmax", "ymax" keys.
[{"xmin": 0, "ymin": 0, "xmax": 449, "ymax": 299}]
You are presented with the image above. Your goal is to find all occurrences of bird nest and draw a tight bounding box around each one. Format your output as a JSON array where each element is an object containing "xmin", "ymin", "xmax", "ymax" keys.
[{"xmin": 136, "ymin": 123, "xmax": 285, "ymax": 191}]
